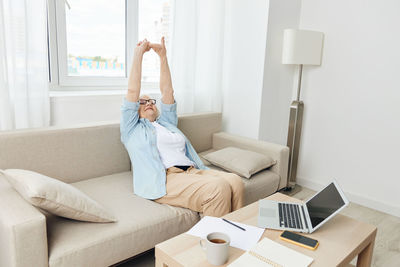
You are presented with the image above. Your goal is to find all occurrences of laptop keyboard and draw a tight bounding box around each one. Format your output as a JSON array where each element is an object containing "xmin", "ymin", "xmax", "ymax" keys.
[{"xmin": 278, "ymin": 203, "xmax": 304, "ymax": 229}]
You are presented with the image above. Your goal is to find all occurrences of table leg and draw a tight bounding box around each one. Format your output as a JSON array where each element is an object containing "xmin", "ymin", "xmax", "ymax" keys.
[
  {"xmin": 156, "ymin": 257, "xmax": 164, "ymax": 267},
  {"xmin": 356, "ymin": 240, "xmax": 375, "ymax": 267}
]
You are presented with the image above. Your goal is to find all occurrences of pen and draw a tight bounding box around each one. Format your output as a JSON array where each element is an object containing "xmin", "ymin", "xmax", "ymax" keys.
[{"xmin": 222, "ymin": 218, "xmax": 246, "ymax": 231}]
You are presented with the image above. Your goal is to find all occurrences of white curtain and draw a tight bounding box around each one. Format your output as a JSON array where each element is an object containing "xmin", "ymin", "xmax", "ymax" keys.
[
  {"xmin": 170, "ymin": 0, "xmax": 225, "ymax": 114},
  {"xmin": 0, "ymin": 0, "xmax": 49, "ymax": 131}
]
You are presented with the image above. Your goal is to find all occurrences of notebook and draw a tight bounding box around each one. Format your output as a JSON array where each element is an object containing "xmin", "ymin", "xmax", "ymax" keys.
[{"xmin": 228, "ymin": 237, "xmax": 314, "ymax": 267}]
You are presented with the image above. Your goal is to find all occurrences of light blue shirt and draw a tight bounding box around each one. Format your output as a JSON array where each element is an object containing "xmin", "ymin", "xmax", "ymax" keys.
[{"xmin": 120, "ymin": 98, "xmax": 208, "ymax": 199}]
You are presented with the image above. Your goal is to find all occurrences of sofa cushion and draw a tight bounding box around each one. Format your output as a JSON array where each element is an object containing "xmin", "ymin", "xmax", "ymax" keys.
[
  {"xmin": 203, "ymin": 147, "xmax": 276, "ymax": 178},
  {"xmin": 207, "ymin": 165, "xmax": 280, "ymax": 206},
  {"xmin": 46, "ymin": 171, "xmax": 200, "ymax": 267},
  {"xmin": 0, "ymin": 169, "xmax": 117, "ymax": 223},
  {"xmin": 198, "ymin": 148, "xmax": 217, "ymax": 166}
]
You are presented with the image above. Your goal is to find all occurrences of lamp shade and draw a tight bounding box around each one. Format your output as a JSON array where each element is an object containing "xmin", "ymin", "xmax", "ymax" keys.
[{"xmin": 282, "ymin": 29, "xmax": 324, "ymax": 65}]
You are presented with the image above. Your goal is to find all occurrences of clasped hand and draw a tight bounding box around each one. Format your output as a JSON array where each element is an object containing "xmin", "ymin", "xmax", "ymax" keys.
[{"xmin": 135, "ymin": 37, "xmax": 166, "ymax": 58}]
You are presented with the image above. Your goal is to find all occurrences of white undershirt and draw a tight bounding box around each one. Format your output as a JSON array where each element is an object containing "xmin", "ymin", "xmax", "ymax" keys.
[{"xmin": 152, "ymin": 121, "xmax": 195, "ymax": 169}]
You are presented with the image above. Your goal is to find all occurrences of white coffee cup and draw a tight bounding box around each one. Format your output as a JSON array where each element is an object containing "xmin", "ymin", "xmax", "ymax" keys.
[{"xmin": 199, "ymin": 232, "xmax": 230, "ymax": 265}]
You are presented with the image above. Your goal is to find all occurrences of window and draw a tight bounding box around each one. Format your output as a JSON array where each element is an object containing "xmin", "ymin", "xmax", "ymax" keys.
[
  {"xmin": 65, "ymin": 0, "xmax": 126, "ymax": 78},
  {"xmin": 48, "ymin": 0, "xmax": 173, "ymax": 89},
  {"xmin": 139, "ymin": 0, "xmax": 173, "ymax": 83}
]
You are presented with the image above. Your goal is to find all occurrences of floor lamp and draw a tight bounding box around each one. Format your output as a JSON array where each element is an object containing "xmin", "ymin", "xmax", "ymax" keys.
[{"xmin": 282, "ymin": 29, "xmax": 324, "ymax": 189}]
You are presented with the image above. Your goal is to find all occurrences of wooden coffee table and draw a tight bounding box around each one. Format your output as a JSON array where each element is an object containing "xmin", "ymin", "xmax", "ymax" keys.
[{"xmin": 155, "ymin": 193, "xmax": 377, "ymax": 267}]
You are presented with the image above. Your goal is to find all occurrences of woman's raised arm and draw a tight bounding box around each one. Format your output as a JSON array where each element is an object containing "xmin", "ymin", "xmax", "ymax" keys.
[
  {"xmin": 150, "ymin": 37, "xmax": 174, "ymax": 104},
  {"xmin": 126, "ymin": 39, "xmax": 150, "ymax": 102}
]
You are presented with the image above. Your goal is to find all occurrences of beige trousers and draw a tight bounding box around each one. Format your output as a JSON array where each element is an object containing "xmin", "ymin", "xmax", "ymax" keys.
[{"xmin": 154, "ymin": 166, "xmax": 244, "ymax": 217}]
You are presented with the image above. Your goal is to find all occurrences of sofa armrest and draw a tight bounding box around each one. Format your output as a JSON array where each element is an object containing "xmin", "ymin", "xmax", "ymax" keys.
[
  {"xmin": 212, "ymin": 132, "xmax": 289, "ymax": 190},
  {"xmin": 0, "ymin": 177, "xmax": 48, "ymax": 267}
]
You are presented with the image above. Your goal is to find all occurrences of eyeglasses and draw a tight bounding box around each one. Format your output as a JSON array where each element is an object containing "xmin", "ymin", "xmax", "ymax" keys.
[{"xmin": 139, "ymin": 99, "xmax": 156, "ymax": 105}]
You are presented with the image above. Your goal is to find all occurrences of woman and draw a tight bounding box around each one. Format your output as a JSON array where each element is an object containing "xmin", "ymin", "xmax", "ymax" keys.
[{"xmin": 120, "ymin": 38, "xmax": 244, "ymax": 216}]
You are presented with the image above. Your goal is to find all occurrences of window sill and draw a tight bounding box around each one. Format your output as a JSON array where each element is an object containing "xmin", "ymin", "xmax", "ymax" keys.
[
  {"xmin": 49, "ymin": 89, "xmax": 161, "ymax": 98},
  {"xmin": 49, "ymin": 89, "xmax": 125, "ymax": 97}
]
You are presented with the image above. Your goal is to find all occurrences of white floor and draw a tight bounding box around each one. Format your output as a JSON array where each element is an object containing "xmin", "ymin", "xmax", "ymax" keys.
[{"xmin": 118, "ymin": 186, "xmax": 400, "ymax": 267}]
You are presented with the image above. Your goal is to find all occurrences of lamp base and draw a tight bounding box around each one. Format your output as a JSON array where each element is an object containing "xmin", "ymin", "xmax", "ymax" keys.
[
  {"xmin": 286, "ymin": 100, "xmax": 304, "ymax": 189},
  {"xmin": 282, "ymin": 186, "xmax": 294, "ymax": 192}
]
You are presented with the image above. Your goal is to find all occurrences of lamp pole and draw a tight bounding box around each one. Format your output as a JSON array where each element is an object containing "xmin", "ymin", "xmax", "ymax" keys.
[
  {"xmin": 296, "ymin": 64, "xmax": 303, "ymax": 101},
  {"xmin": 286, "ymin": 64, "xmax": 304, "ymax": 190}
]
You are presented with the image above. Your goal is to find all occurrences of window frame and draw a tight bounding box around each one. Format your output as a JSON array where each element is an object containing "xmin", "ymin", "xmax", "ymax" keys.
[{"xmin": 48, "ymin": 0, "xmax": 158, "ymax": 90}]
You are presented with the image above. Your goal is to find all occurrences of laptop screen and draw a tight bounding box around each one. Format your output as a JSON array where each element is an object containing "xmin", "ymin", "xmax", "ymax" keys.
[{"xmin": 306, "ymin": 182, "xmax": 346, "ymax": 228}]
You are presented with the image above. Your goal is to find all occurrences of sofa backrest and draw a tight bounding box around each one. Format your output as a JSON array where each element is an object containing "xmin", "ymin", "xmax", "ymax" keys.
[
  {"xmin": 177, "ymin": 112, "xmax": 222, "ymax": 153},
  {"xmin": 0, "ymin": 122, "xmax": 130, "ymax": 183},
  {"xmin": 0, "ymin": 112, "xmax": 222, "ymax": 183}
]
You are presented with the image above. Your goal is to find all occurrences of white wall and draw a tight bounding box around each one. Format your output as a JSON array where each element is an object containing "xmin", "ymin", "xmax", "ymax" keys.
[
  {"xmin": 50, "ymin": 91, "xmax": 161, "ymax": 126},
  {"xmin": 296, "ymin": 0, "xmax": 400, "ymax": 217},
  {"xmin": 50, "ymin": 94, "xmax": 122, "ymax": 126},
  {"xmin": 259, "ymin": 0, "xmax": 301, "ymax": 144},
  {"xmin": 221, "ymin": 0, "xmax": 270, "ymax": 139},
  {"xmin": 221, "ymin": 0, "xmax": 302, "ymax": 143}
]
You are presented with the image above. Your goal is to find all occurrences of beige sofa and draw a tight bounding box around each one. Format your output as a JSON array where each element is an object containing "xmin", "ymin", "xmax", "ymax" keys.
[{"xmin": 0, "ymin": 112, "xmax": 289, "ymax": 267}]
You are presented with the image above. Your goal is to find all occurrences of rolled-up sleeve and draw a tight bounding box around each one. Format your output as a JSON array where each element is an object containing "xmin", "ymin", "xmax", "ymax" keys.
[
  {"xmin": 158, "ymin": 100, "xmax": 178, "ymax": 126},
  {"xmin": 120, "ymin": 98, "xmax": 140, "ymax": 143}
]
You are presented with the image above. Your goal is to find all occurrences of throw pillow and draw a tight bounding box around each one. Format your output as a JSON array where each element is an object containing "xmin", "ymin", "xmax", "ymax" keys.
[
  {"xmin": 0, "ymin": 169, "xmax": 117, "ymax": 223},
  {"xmin": 203, "ymin": 147, "xmax": 276, "ymax": 178}
]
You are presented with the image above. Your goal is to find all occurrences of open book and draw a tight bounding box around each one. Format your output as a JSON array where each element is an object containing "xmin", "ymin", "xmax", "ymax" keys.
[{"xmin": 228, "ymin": 237, "xmax": 314, "ymax": 267}]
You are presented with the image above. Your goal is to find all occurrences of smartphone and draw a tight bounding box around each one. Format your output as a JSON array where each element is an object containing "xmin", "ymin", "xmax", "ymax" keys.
[{"xmin": 279, "ymin": 231, "xmax": 319, "ymax": 250}]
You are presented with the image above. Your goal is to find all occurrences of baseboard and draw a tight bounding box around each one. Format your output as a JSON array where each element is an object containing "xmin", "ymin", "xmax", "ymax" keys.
[{"xmin": 297, "ymin": 177, "xmax": 400, "ymax": 218}]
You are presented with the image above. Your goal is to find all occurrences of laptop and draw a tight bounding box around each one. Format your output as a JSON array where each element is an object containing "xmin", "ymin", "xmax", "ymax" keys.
[{"xmin": 258, "ymin": 180, "xmax": 349, "ymax": 233}]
